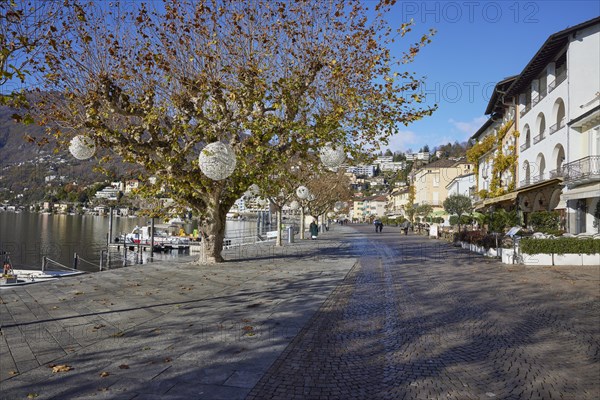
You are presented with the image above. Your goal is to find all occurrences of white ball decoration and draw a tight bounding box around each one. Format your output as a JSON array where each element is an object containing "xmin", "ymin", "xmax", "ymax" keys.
[
  {"xmin": 307, "ymin": 193, "xmax": 316, "ymax": 202},
  {"xmin": 248, "ymin": 184, "xmax": 260, "ymax": 196},
  {"xmin": 289, "ymin": 200, "xmax": 300, "ymax": 210},
  {"xmin": 198, "ymin": 142, "xmax": 236, "ymax": 181},
  {"xmin": 69, "ymin": 135, "xmax": 96, "ymax": 160},
  {"xmin": 296, "ymin": 186, "xmax": 310, "ymax": 199},
  {"xmin": 319, "ymin": 142, "xmax": 346, "ymax": 168}
]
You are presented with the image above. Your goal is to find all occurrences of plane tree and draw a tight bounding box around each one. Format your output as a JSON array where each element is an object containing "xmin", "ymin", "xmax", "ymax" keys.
[{"xmin": 26, "ymin": 0, "xmax": 435, "ymax": 263}]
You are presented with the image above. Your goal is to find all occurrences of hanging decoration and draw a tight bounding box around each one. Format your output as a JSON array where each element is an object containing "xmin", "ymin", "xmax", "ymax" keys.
[
  {"xmin": 198, "ymin": 142, "xmax": 237, "ymax": 181},
  {"xmin": 69, "ymin": 135, "xmax": 96, "ymax": 160},
  {"xmin": 319, "ymin": 142, "xmax": 346, "ymax": 168}
]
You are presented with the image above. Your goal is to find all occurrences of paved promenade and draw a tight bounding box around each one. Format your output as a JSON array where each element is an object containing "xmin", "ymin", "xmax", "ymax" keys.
[{"xmin": 1, "ymin": 225, "xmax": 599, "ymax": 399}]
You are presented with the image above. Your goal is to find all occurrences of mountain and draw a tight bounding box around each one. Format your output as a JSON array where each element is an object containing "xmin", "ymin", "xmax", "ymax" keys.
[{"xmin": 0, "ymin": 107, "xmax": 141, "ymax": 204}]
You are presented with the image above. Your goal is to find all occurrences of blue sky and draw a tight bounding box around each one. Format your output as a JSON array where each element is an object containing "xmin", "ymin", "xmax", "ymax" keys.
[{"xmin": 383, "ymin": 0, "xmax": 600, "ymax": 153}]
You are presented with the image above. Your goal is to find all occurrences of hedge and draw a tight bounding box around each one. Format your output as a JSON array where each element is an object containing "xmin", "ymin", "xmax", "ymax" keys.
[{"xmin": 520, "ymin": 237, "xmax": 600, "ymax": 255}]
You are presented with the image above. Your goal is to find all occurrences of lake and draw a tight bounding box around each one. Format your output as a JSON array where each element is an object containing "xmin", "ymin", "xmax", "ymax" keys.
[{"xmin": 0, "ymin": 211, "xmax": 263, "ymax": 272}]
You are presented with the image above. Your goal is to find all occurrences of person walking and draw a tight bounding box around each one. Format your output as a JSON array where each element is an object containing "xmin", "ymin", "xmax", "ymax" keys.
[{"xmin": 309, "ymin": 219, "xmax": 319, "ymax": 240}]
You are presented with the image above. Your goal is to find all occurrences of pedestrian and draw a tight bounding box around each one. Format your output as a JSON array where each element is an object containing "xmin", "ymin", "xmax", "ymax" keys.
[
  {"xmin": 309, "ymin": 219, "xmax": 319, "ymax": 240},
  {"xmin": 401, "ymin": 220, "xmax": 409, "ymax": 235}
]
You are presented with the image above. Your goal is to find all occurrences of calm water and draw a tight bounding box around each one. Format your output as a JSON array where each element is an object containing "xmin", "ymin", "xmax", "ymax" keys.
[{"xmin": 0, "ymin": 211, "xmax": 260, "ymax": 272}]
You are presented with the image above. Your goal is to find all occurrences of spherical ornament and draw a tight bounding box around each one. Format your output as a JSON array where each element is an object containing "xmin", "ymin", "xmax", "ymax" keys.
[
  {"xmin": 296, "ymin": 186, "xmax": 310, "ymax": 199},
  {"xmin": 319, "ymin": 142, "xmax": 346, "ymax": 168},
  {"xmin": 327, "ymin": 212, "xmax": 334, "ymax": 218},
  {"xmin": 258, "ymin": 197, "xmax": 269, "ymax": 207},
  {"xmin": 248, "ymin": 184, "xmax": 260, "ymax": 196},
  {"xmin": 289, "ymin": 200, "xmax": 300, "ymax": 210},
  {"xmin": 334, "ymin": 201, "xmax": 344, "ymax": 212},
  {"xmin": 307, "ymin": 193, "xmax": 316, "ymax": 202},
  {"xmin": 198, "ymin": 142, "xmax": 236, "ymax": 181},
  {"xmin": 69, "ymin": 135, "xmax": 96, "ymax": 160}
]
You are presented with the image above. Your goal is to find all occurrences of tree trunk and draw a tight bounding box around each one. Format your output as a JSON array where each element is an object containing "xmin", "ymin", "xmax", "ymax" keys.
[
  {"xmin": 199, "ymin": 200, "xmax": 228, "ymax": 264},
  {"xmin": 275, "ymin": 207, "xmax": 283, "ymax": 247},
  {"xmin": 299, "ymin": 207, "xmax": 305, "ymax": 239}
]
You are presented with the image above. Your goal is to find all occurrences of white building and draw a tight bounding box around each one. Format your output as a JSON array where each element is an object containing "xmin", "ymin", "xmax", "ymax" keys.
[
  {"xmin": 446, "ymin": 173, "xmax": 476, "ymax": 197},
  {"xmin": 346, "ymin": 165, "xmax": 376, "ymax": 177},
  {"xmin": 505, "ymin": 16, "xmax": 599, "ymax": 233}
]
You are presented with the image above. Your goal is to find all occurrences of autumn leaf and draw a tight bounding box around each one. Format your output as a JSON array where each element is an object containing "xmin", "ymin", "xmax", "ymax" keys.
[
  {"xmin": 99, "ymin": 371, "xmax": 110, "ymax": 377},
  {"xmin": 118, "ymin": 364, "xmax": 129, "ymax": 369},
  {"xmin": 51, "ymin": 364, "xmax": 73, "ymax": 373}
]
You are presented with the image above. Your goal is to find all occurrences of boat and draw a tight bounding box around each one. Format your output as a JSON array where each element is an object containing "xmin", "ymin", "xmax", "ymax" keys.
[
  {"xmin": 122, "ymin": 224, "xmax": 191, "ymax": 252},
  {"xmin": 1, "ymin": 253, "xmax": 85, "ymax": 289}
]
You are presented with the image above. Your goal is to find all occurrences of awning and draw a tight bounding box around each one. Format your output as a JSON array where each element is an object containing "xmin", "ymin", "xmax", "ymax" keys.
[
  {"xmin": 561, "ymin": 182, "xmax": 600, "ymax": 201},
  {"xmin": 482, "ymin": 191, "xmax": 519, "ymax": 206}
]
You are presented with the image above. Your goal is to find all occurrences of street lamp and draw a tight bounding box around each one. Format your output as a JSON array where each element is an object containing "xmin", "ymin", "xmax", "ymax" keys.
[
  {"xmin": 198, "ymin": 142, "xmax": 236, "ymax": 181},
  {"xmin": 69, "ymin": 135, "xmax": 96, "ymax": 160}
]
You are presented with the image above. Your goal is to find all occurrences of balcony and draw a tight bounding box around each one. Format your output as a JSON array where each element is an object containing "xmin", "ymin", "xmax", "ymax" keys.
[
  {"xmin": 519, "ymin": 173, "xmax": 547, "ymax": 188},
  {"xmin": 548, "ymin": 71, "xmax": 567, "ymax": 93},
  {"xmin": 549, "ymin": 117, "xmax": 566, "ymax": 135},
  {"xmin": 520, "ymin": 102, "xmax": 531, "ymax": 118},
  {"xmin": 520, "ymin": 142, "xmax": 530, "ymax": 152},
  {"xmin": 561, "ymin": 156, "xmax": 600, "ymax": 185},
  {"xmin": 533, "ymin": 130, "xmax": 546, "ymax": 144}
]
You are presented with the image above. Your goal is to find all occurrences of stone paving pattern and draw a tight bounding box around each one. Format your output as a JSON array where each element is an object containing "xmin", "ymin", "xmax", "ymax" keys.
[
  {"xmin": 1, "ymin": 229, "xmax": 356, "ymax": 399},
  {"xmin": 0, "ymin": 225, "xmax": 599, "ymax": 399},
  {"xmin": 247, "ymin": 226, "xmax": 600, "ymax": 400}
]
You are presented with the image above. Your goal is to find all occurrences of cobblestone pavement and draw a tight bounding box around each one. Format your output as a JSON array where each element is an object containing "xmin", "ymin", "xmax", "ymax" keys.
[{"xmin": 247, "ymin": 226, "xmax": 600, "ymax": 400}]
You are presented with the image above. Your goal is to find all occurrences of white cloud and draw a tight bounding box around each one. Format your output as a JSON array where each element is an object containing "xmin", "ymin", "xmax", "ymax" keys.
[
  {"xmin": 448, "ymin": 116, "xmax": 487, "ymax": 139},
  {"xmin": 385, "ymin": 129, "xmax": 418, "ymax": 152}
]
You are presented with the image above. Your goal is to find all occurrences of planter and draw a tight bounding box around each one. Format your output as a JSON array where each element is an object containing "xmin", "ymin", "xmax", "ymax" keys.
[
  {"xmin": 501, "ymin": 248, "xmax": 515, "ymax": 264},
  {"xmin": 582, "ymin": 254, "xmax": 600, "ymax": 266},
  {"xmin": 521, "ymin": 253, "xmax": 553, "ymax": 266},
  {"xmin": 553, "ymin": 254, "xmax": 582, "ymax": 266},
  {"xmin": 485, "ymin": 248, "xmax": 498, "ymax": 258}
]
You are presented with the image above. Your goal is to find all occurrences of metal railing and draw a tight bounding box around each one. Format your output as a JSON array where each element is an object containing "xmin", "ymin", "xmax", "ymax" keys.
[
  {"xmin": 520, "ymin": 103, "xmax": 531, "ymax": 118},
  {"xmin": 548, "ymin": 71, "xmax": 567, "ymax": 93},
  {"xmin": 533, "ymin": 130, "xmax": 546, "ymax": 144},
  {"xmin": 520, "ymin": 142, "xmax": 530, "ymax": 152},
  {"xmin": 549, "ymin": 117, "xmax": 566, "ymax": 135},
  {"xmin": 562, "ymin": 156, "xmax": 600, "ymax": 183}
]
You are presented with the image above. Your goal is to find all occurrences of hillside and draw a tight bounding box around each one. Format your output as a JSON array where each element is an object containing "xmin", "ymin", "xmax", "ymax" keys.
[{"xmin": 0, "ymin": 107, "xmax": 141, "ymax": 204}]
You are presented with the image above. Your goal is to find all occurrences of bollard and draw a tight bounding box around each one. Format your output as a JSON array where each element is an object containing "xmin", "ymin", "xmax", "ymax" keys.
[{"xmin": 287, "ymin": 226, "xmax": 295, "ymax": 243}]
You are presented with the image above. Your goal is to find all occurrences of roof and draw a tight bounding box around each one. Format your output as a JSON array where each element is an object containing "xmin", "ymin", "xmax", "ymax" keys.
[
  {"xmin": 484, "ymin": 75, "xmax": 518, "ymax": 116},
  {"xmin": 422, "ymin": 158, "xmax": 463, "ymax": 169},
  {"xmin": 470, "ymin": 118, "xmax": 495, "ymax": 143},
  {"xmin": 505, "ymin": 16, "xmax": 600, "ymax": 99}
]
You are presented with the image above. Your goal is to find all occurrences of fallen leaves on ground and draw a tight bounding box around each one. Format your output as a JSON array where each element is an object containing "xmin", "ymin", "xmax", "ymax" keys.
[
  {"xmin": 50, "ymin": 364, "xmax": 72, "ymax": 373},
  {"xmin": 118, "ymin": 364, "xmax": 129, "ymax": 369},
  {"xmin": 99, "ymin": 371, "xmax": 110, "ymax": 377}
]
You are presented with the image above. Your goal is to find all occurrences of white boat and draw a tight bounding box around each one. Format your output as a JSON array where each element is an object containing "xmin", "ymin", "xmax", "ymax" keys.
[
  {"xmin": 1, "ymin": 252, "xmax": 85, "ymax": 289},
  {"xmin": 123, "ymin": 224, "xmax": 190, "ymax": 251},
  {"xmin": 1, "ymin": 267, "xmax": 84, "ymax": 289}
]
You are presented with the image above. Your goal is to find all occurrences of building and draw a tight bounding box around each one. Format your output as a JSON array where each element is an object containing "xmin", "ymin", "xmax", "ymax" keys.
[
  {"xmin": 470, "ymin": 16, "xmax": 599, "ymax": 233},
  {"xmin": 386, "ymin": 187, "xmax": 411, "ymax": 218},
  {"xmin": 346, "ymin": 165, "xmax": 376, "ymax": 178},
  {"xmin": 351, "ymin": 195, "xmax": 388, "ymax": 221},
  {"xmin": 412, "ymin": 159, "xmax": 473, "ymax": 210},
  {"xmin": 446, "ymin": 173, "xmax": 476, "ymax": 197},
  {"xmin": 405, "ymin": 152, "xmax": 430, "ymax": 162}
]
